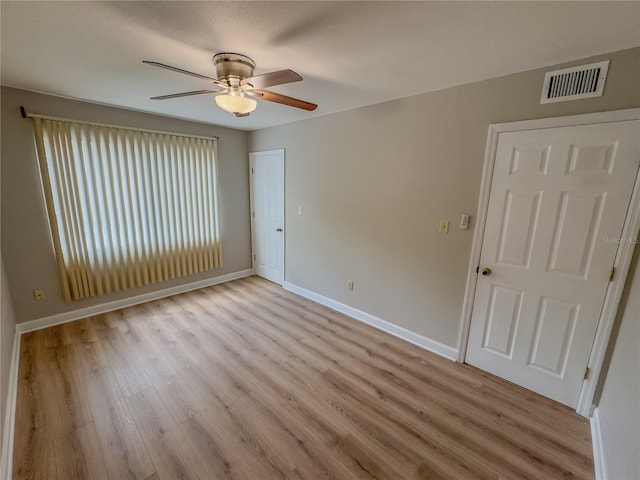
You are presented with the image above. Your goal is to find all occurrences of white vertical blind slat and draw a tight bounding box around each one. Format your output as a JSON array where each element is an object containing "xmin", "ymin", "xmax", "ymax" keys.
[
  {"xmin": 212, "ymin": 142, "xmax": 222, "ymax": 267},
  {"xmin": 32, "ymin": 118, "xmax": 222, "ymax": 302},
  {"xmin": 195, "ymin": 140, "xmax": 207, "ymax": 271},
  {"xmin": 157, "ymin": 139, "xmax": 171, "ymax": 280},
  {"xmin": 206, "ymin": 144, "xmax": 216, "ymax": 269},
  {"xmin": 149, "ymin": 133, "xmax": 162, "ymax": 282},
  {"xmin": 110, "ymin": 131, "xmax": 128, "ymax": 289},
  {"xmin": 51, "ymin": 122, "xmax": 84, "ymax": 297}
]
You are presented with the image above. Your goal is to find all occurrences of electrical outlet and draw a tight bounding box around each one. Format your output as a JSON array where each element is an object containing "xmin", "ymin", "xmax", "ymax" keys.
[
  {"xmin": 298, "ymin": 206, "xmax": 304, "ymax": 216},
  {"xmin": 347, "ymin": 281, "xmax": 354, "ymax": 291},
  {"xmin": 439, "ymin": 220, "xmax": 449, "ymax": 234},
  {"xmin": 33, "ymin": 289, "xmax": 46, "ymax": 301}
]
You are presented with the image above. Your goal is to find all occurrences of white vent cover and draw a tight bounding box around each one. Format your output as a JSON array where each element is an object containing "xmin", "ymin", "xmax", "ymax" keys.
[{"xmin": 540, "ymin": 60, "xmax": 609, "ymax": 104}]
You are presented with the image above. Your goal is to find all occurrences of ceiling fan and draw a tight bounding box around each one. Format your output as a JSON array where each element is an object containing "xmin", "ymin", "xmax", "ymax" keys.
[{"xmin": 143, "ymin": 53, "xmax": 317, "ymax": 117}]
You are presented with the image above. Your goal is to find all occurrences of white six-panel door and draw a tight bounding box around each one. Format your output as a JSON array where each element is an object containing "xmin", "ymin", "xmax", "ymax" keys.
[
  {"xmin": 466, "ymin": 120, "xmax": 639, "ymax": 407},
  {"xmin": 250, "ymin": 149, "xmax": 285, "ymax": 284}
]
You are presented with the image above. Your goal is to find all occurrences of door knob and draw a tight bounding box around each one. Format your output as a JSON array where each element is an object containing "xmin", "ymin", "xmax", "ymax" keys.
[
  {"xmin": 276, "ymin": 228, "xmax": 283, "ymax": 232},
  {"xmin": 481, "ymin": 267, "xmax": 492, "ymax": 276}
]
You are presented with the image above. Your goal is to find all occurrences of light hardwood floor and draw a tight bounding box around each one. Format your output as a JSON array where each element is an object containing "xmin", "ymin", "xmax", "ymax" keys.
[{"xmin": 13, "ymin": 276, "xmax": 594, "ymax": 479}]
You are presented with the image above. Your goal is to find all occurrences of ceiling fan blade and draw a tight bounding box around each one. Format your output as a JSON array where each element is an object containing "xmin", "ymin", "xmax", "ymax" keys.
[
  {"xmin": 254, "ymin": 90, "xmax": 317, "ymax": 111},
  {"xmin": 150, "ymin": 89, "xmax": 223, "ymax": 100},
  {"xmin": 143, "ymin": 60, "xmax": 227, "ymax": 88},
  {"xmin": 241, "ymin": 69, "xmax": 302, "ymax": 89}
]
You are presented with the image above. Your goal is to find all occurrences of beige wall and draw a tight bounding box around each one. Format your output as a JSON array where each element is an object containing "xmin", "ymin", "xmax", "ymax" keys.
[
  {"xmin": 1, "ymin": 87, "xmax": 252, "ymax": 323},
  {"xmin": 248, "ymin": 47, "xmax": 640, "ymax": 348},
  {"xmin": 1, "ymin": 257, "xmax": 17, "ymax": 456},
  {"xmin": 596, "ymin": 245, "xmax": 639, "ymax": 479}
]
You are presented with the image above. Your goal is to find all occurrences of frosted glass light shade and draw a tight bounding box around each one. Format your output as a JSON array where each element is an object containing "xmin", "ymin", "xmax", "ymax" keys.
[{"xmin": 215, "ymin": 94, "xmax": 257, "ymax": 114}]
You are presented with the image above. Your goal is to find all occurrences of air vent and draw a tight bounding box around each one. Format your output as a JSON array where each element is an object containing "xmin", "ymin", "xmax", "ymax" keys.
[{"xmin": 540, "ymin": 60, "xmax": 609, "ymax": 104}]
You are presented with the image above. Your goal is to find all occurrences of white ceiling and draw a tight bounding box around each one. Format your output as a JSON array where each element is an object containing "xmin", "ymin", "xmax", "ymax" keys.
[{"xmin": 2, "ymin": 1, "xmax": 639, "ymax": 131}]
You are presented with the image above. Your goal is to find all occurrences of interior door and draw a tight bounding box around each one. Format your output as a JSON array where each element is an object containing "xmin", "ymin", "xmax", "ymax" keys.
[
  {"xmin": 466, "ymin": 120, "xmax": 639, "ymax": 407},
  {"xmin": 250, "ymin": 149, "xmax": 285, "ymax": 284}
]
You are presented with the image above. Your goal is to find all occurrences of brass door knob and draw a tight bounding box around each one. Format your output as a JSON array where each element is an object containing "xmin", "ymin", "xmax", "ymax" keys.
[{"xmin": 481, "ymin": 268, "xmax": 492, "ymax": 276}]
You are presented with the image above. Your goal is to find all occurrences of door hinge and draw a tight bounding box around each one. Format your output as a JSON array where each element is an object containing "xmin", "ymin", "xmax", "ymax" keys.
[
  {"xmin": 253, "ymin": 254, "xmax": 256, "ymax": 261},
  {"xmin": 251, "ymin": 167, "xmax": 254, "ymax": 174},
  {"xmin": 609, "ymin": 267, "xmax": 615, "ymax": 282},
  {"xmin": 252, "ymin": 211, "xmax": 255, "ymax": 218},
  {"xmin": 584, "ymin": 367, "xmax": 591, "ymax": 380}
]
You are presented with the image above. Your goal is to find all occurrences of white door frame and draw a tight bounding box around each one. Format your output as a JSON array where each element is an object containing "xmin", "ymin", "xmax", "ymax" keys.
[
  {"xmin": 249, "ymin": 149, "xmax": 286, "ymax": 284},
  {"xmin": 457, "ymin": 108, "xmax": 640, "ymax": 417}
]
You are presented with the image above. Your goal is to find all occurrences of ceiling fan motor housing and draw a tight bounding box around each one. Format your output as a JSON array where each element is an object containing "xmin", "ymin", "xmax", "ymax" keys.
[{"xmin": 212, "ymin": 53, "xmax": 255, "ymax": 85}]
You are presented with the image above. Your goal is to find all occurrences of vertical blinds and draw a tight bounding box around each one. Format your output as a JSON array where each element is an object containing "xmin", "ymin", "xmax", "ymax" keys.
[{"xmin": 32, "ymin": 116, "xmax": 222, "ymax": 302}]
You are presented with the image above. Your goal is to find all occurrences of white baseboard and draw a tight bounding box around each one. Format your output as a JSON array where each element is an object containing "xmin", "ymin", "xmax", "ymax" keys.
[
  {"xmin": 283, "ymin": 282, "xmax": 458, "ymax": 361},
  {"xmin": 591, "ymin": 408, "xmax": 606, "ymax": 480},
  {"xmin": 17, "ymin": 269, "xmax": 255, "ymax": 334},
  {"xmin": 1, "ymin": 331, "xmax": 21, "ymax": 480}
]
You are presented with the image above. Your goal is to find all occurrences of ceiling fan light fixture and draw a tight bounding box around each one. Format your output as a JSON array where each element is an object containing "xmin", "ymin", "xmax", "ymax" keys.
[
  {"xmin": 144, "ymin": 54, "xmax": 317, "ymax": 114},
  {"xmin": 215, "ymin": 94, "xmax": 257, "ymax": 115}
]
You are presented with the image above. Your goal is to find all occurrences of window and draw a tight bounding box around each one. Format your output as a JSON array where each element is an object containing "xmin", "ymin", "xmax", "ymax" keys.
[{"xmin": 32, "ymin": 116, "xmax": 222, "ymax": 301}]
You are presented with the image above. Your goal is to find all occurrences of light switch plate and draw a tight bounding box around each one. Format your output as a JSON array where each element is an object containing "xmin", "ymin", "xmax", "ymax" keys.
[{"xmin": 460, "ymin": 214, "xmax": 470, "ymax": 230}]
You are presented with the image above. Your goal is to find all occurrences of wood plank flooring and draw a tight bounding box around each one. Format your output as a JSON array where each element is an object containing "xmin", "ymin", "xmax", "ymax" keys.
[{"xmin": 13, "ymin": 276, "xmax": 594, "ymax": 479}]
